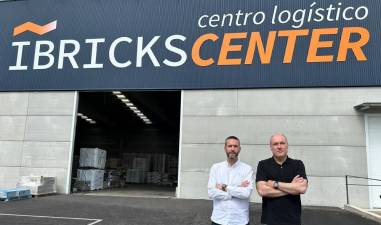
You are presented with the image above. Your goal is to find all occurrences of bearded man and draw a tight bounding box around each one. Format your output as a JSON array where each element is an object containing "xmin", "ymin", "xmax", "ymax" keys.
[{"xmin": 208, "ymin": 136, "xmax": 254, "ymax": 225}]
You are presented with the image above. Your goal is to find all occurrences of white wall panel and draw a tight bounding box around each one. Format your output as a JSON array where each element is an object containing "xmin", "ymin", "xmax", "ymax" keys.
[
  {"xmin": 290, "ymin": 146, "xmax": 367, "ymax": 177},
  {"xmin": 179, "ymin": 171, "xmax": 209, "ymax": 199},
  {"xmin": 302, "ymin": 176, "xmax": 369, "ymax": 208},
  {"xmin": 24, "ymin": 116, "xmax": 73, "ymax": 141},
  {"xmin": 184, "ymin": 88, "xmax": 381, "ymax": 116},
  {"xmin": 181, "ymin": 144, "xmax": 268, "ymax": 171},
  {"xmin": 0, "ymin": 93, "xmax": 28, "ymax": 115},
  {"xmin": 182, "ymin": 116, "xmax": 365, "ymax": 146},
  {"xmin": 0, "ymin": 167, "xmax": 20, "ymax": 189},
  {"xmin": 237, "ymin": 88, "xmax": 381, "ymax": 116},
  {"xmin": 21, "ymin": 142, "xmax": 70, "ymax": 168},
  {"xmin": 0, "ymin": 116, "xmax": 26, "ymax": 140},
  {"xmin": 28, "ymin": 92, "xmax": 75, "ymax": 115},
  {"xmin": 0, "ymin": 141, "xmax": 23, "ymax": 167},
  {"xmin": 183, "ymin": 90, "xmax": 238, "ymax": 116},
  {"xmin": 181, "ymin": 144, "xmax": 367, "ymax": 178}
]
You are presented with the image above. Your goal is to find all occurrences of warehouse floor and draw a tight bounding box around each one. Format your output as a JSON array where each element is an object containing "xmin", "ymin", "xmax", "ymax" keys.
[
  {"xmin": 0, "ymin": 195, "xmax": 379, "ymax": 225},
  {"xmin": 81, "ymin": 184, "xmax": 176, "ymax": 198}
]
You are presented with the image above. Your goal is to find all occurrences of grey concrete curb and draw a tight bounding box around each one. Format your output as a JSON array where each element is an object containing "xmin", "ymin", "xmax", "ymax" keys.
[{"xmin": 344, "ymin": 205, "xmax": 381, "ymax": 224}]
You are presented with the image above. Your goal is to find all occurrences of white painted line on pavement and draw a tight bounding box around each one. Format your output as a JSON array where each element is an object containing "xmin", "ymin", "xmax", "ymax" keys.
[{"xmin": 0, "ymin": 213, "xmax": 103, "ymax": 225}]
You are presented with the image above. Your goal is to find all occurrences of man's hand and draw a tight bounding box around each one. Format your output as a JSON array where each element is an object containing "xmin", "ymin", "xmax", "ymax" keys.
[
  {"xmin": 240, "ymin": 180, "xmax": 250, "ymax": 187},
  {"xmin": 216, "ymin": 183, "xmax": 227, "ymax": 191},
  {"xmin": 292, "ymin": 175, "xmax": 304, "ymax": 183},
  {"xmin": 266, "ymin": 180, "xmax": 275, "ymax": 187}
]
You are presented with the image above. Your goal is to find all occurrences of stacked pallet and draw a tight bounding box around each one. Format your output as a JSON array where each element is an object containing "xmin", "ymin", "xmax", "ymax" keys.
[
  {"xmin": 126, "ymin": 169, "xmax": 145, "ymax": 183},
  {"xmin": 122, "ymin": 153, "xmax": 178, "ymax": 185},
  {"xmin": 17, "ymin": 176, "xmax": 56, "ymax": 196},
  {"xmin": 79, "ymin": 148, "xmax": 107, "ymax": 169},
  {"xmin": 77, "ymin": 148, "xmax": 107, "ymax": 190}
]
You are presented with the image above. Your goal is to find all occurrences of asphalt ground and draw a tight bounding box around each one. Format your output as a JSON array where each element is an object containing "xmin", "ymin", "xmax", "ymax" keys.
[{"xmin": 0, "ymin": 195, "xmax": 379, "ymax": 225}]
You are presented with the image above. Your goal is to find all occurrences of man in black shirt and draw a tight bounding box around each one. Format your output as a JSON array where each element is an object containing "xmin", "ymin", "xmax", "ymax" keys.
[{"xmin": 256, "ymin": 133, "xmax": 308, "ymax": 225}]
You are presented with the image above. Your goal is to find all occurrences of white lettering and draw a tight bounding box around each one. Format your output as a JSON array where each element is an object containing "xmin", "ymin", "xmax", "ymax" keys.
[
  {"xmin": 33, "ymin": 40, "xmax": 55, "ymax": 70},
  {"xmin": 355, "ymin": 6, "xmax": 368, "ymax": 20},
  {"xmin": 58, "ymin": 40, "xmax": 80, "ymax": 69},
  {"xmin": 109, "ymin": 37, "xmax": 132, "ymax": 68},
  {"xmin": 9, "ymin": 41, "xmax": 30, "ymax": 71},
  {"xmin": 163, "ymin": 35, "xmax": 187, "ymax": 67},
  {"xmin": 83, "ymin": 38, "xmax": 105, "ymax": 69},
  {"xmin": 198, "ymin": 15, "xmax": 208, "ymax": 28},
  {"xmin": 136, "ymin": 36, "xmax": 160, "ymax": 67}
]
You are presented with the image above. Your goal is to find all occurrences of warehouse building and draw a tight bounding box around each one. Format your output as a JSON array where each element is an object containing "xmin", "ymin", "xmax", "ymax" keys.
[{"xmin": 0, "ymin": 0, "xmax": 380, "ymax": 209}]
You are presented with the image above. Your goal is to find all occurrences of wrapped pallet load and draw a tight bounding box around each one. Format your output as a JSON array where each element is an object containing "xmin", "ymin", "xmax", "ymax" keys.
[
  {"xmin": 17, "ymin": 175, "xmax": 56, "ymax": 196},
  {"xmin": 126, "ymin": 169, "xmax": 145, "ymax": 183},
  {"xmin": 77, "ymin": 148, "xmax": 107, "ymax": 191},
  {"xmin": 79, "ymin": 148, "xmax": 107, "ymax": 169},
  {"xmin": 77, "ymin": 169, "xmax": 104, "ymax": 190}
]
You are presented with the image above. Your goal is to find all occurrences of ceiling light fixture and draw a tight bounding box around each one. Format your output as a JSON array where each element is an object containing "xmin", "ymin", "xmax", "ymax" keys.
[
  {"xmin": 77, "ymin": 112, "xmax": 97, "ymax": 125},
  {"xmin": 111, "ymin": 91, "xmax": 152, "ymax": 125}
]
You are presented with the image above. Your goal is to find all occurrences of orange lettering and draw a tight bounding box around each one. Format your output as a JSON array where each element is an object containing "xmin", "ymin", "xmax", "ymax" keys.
[
  {"xmin": 337, "ymin": 27, "xmax": 369, "ymax": 62},
  {"xmin": 217, "ymin": 32, "xmax": 247, "ymax": 66},
  {"xmin": 192, "ymin": 33, "xmax": 219, "ymax": 67},
  {"xmin": 307, "ymin": 28, "xmax": 338, "ymax": 63},
  {"xmin": 245, "ymin": 31, "xmax": 276, "ymax": 64},
  {"xmin": 278, "ymin": 29, "xmax": 309, "ymax": 63}
]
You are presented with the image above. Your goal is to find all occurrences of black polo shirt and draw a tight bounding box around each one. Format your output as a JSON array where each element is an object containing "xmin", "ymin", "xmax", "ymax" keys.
[{"xmin": 256, "ymin": 157, "xmax": 307, "ymax": 225}]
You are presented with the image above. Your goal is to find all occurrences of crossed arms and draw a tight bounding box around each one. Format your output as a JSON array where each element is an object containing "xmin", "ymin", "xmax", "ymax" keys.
[
  {"xmin": 208, "ymin": 166, "xmax": 253, "ymax": 200},
  {"xmin": 256, "ymin": 175, "xmax": 308, "ymax": 198}
]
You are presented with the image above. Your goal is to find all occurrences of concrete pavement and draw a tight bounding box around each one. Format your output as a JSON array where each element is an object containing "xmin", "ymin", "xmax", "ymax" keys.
[{"xmin": 0, "ymin": 195, "xmax": 379, "ymax": 225}]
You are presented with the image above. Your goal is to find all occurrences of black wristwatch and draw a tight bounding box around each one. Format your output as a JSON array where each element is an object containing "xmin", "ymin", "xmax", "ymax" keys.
[
  {"xmin": 273, "ymin": 181, "xmax": 279, "ymax": 189},
  {"xmin": 222, "ymin": 184, "xmax": 227, "ymax": 192}
]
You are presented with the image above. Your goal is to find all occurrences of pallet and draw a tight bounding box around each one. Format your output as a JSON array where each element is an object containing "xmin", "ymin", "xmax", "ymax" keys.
[
  {"xmin": 32, "ymin": 192, "xmax": 56, "ymax": 198},
  {"xmin": 0, "ymin": 195, "xmax": 32, "ymax": 202},
  {"xmin": 0, "ymin": 196, "xmax": 19, "ymax": 202},
  {"xmin": 0, "ymin": 188, "xmax": 32, "ymax": 202}
]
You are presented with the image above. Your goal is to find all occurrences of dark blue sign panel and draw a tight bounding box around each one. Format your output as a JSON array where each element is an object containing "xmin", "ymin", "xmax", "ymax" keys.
[{"xmin": 0, "ymin": 0, "xmax": 380, "ymax": 91}]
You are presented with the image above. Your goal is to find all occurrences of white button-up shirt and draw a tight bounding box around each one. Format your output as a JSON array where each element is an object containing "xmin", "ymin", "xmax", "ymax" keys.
[{"xmin": 208, "ymin": 160, "xmax": 254, "ymax": 225}]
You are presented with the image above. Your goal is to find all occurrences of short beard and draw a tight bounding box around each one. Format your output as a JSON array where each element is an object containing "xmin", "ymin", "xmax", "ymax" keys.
[{"xmin": 227, "ymin": 153, "xmax": 238, "ymax": 160}]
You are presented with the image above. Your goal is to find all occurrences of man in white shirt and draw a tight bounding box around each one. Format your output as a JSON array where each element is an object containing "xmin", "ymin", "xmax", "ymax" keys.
[{"xmin": 208, "ymin": 136, "xmax": 254, "ymax": 225}]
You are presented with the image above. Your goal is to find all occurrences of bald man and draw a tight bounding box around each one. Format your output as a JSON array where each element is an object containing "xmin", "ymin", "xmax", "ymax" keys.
[{"xmin": 256, "ymin": 133, "xmax": 308, "ymax": 225}]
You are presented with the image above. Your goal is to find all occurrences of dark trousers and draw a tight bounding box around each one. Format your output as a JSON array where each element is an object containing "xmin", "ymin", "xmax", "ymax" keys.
[{"xmin": 211, "ymin": 222, "xmax": 249, "ymax": 225}]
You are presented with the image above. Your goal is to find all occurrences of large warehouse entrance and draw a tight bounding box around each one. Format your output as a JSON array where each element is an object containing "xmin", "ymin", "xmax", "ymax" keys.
[{"xmin": 71, "ymin": 91, "xmax": 181, "ymax": 198}]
